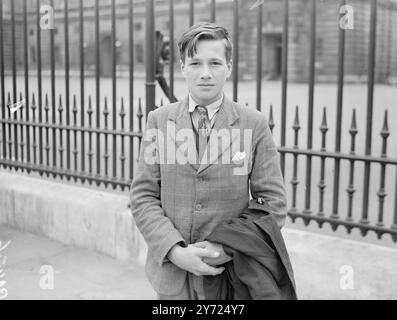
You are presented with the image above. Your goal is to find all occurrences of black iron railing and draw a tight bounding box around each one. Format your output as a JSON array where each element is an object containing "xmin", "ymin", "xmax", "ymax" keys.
[
  {"xmin": 1, "ymin": 89, "xmax": 144, "ymax": 190},
  {"xmin": 0, "ymin": 0, "xmax": 396, "ymax": 242}
]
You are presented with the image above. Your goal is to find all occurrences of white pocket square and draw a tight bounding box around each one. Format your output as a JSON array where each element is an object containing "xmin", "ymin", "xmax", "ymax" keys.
[{"xmin": 232, "ymin": 151, "xmax": 246, "ymax": 164}]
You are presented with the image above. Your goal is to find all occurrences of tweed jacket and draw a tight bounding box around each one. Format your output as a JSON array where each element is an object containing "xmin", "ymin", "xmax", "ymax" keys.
[{"xmin": 130, "ymin": 95, "xmax": 288, "ymax": 296}]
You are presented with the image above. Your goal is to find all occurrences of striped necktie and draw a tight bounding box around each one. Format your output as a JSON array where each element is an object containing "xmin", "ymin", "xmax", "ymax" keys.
[
  {"xmin": 196, "ymin": 105, "xmax": 211, "ymax": 162},
  {"xmin": 196, "ymin": 105, "xmax": 211, "ymax": 138}
]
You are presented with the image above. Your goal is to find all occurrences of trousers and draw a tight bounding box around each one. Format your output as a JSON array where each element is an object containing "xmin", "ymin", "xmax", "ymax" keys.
[{"xmin": 157, "ymin": 272, "xmax": 205, "ymax": 300}]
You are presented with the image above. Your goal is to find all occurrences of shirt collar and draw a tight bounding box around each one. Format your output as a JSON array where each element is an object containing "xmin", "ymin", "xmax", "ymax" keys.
[{"xmin": 188, "ymin": 94, "xmax": 224, "ymax": 121}]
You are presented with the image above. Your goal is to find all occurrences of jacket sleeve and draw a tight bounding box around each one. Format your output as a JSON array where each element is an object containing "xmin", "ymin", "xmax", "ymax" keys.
[
  {"xmin": 248, "ymin": 113, "xmax": 288, "ymax": 228},
  {"xmin": 130, "ymin": 110, "xmax": 186, "ymax": 266}
]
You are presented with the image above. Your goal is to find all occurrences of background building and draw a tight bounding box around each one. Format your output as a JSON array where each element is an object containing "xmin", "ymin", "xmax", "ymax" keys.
[{"xmin": 1, "ymin": 0, "xmax": 397, "ymax": 83}]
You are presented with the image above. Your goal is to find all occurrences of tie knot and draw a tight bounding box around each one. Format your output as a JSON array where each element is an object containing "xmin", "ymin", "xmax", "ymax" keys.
[{"xmin": 196, "ymin": 105, "xmax": 208, "ymax": 117}]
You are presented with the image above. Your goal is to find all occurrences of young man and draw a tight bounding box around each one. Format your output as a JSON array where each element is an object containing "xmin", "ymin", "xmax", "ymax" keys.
[{"xmin": 130, "ymin": 22, "xmax": 288, "ymax": 299}]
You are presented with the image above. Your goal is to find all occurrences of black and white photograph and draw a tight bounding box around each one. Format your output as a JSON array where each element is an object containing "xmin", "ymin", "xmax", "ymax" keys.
[{"xmin": 0, "ymin": 0, "xmax": 396, "ymax": 303}]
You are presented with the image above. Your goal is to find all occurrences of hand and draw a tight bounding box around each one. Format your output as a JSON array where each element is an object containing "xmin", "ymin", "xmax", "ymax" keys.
[
  {"xmin": 167, "ymin": 244, "xmax": 225, "ymax": 276},
  {"xmin": 191, "ymin": 241, "xmax": 232, "ymax": 266}
]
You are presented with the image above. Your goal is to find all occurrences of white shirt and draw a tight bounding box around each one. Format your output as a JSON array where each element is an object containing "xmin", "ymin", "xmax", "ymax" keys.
[{"xmin": 188, "ymin": 94, "xmax": 224, "ymax": 125}]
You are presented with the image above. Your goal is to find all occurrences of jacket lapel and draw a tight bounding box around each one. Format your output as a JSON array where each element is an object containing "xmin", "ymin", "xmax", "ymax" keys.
[
  {"xmin": 197, "ymin": 96, "xmax": 240, "ymax": 174},
  {"xmin": 167, "ymin": 97, "xmax": 200, "ymax": 171}
]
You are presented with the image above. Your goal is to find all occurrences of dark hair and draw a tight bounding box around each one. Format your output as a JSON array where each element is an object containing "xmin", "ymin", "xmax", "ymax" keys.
[{"xmin": 177, "ymin": 22, "xmax": 233, "ymax": 63}]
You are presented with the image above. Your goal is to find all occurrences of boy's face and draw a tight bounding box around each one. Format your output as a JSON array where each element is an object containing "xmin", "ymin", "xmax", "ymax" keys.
[{"xmin": 181, "ymin": 39, "xmax": 232, "ymax": 106}]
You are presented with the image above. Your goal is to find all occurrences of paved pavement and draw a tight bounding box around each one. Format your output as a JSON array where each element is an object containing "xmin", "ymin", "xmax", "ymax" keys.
[
  {"xmin": 1, "ymin": 223, "xmax": 397, "ymax": 300},
  {"xmin": 0, "ymin": 225, "xmax": 156, "ymax": 300}
]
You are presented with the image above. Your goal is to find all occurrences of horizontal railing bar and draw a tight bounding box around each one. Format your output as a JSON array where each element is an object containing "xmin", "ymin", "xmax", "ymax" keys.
[
  {"xmin": 278, "ymin": 147, "xmax": 397, "ymax": 165},
  {"xmin": 0, "ymin": 160, "xmax": 131, "ymax": 188},
  {"xmin": 289, "ymin": 211, "xmax": 397, "ymax": 239},
  {"xmin": 1, "ymin": 118, "xmax": 396, "ymax": 165},
  {"xmin": 0, "ymin": 120, "xmax": 142, "ymax": 138}
]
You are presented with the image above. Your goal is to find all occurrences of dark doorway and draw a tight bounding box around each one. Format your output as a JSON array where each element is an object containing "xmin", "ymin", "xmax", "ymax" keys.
[
  {"xmin": 275, "ymin": 41, "xmax": 282, "ymax": 78},
  {"xmin": 263, "ymin": 34, "xmax": 282, "ymax": 80},
  {"xmin": 100, "ymin": 35, "xmax": 112, "ymax": 77}
]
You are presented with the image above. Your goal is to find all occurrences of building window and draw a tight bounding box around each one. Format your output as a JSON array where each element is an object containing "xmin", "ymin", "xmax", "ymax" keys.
[
  {"xmin": 135, "ymin": 23, "xmax": 142, "ymax": 31},
  {"xmin": 316, "ymin": 38, "xmax": 323, "ymax": 57},
  {"xmin": 136, "ymin": 43, "xmax": 143, "ymax": 63},
  {"xmin": 55, "ymin": 44, "xmax": 62, "ymax": 64},
  {"xmin": 30, "ymin": 46, "xmax": 36, "ymax": 63}
]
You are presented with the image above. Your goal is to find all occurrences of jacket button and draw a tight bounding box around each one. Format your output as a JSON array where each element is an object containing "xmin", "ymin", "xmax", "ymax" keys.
[{"xmin": 195, "ymin": 204, "xmax": 202, "ymax": 211}]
